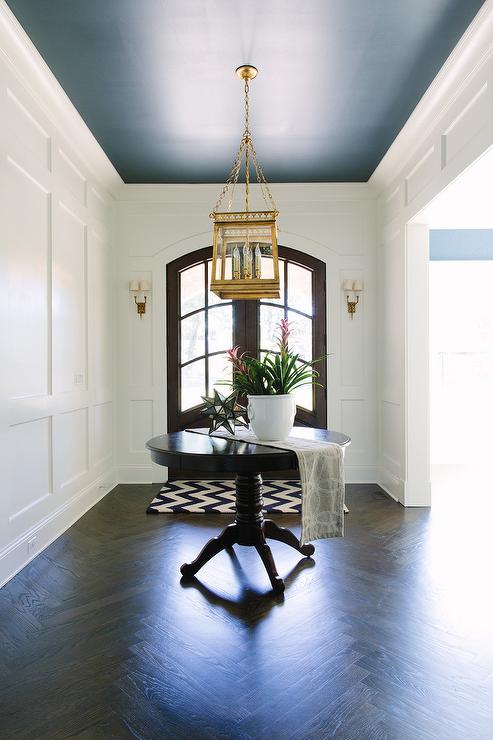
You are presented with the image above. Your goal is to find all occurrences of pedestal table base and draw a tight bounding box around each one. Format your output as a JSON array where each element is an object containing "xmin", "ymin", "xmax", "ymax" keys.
[{"xmin": 180, "ymin": 473, "xmax": 314, "ymax": 593}]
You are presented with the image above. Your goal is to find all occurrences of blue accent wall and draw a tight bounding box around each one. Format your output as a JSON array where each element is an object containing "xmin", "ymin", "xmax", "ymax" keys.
[{"xmin": 429, "ymin": 230, "xmax": 493, "ymax": 261}]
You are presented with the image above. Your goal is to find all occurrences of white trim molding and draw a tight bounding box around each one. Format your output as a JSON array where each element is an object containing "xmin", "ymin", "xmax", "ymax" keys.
[
  {"xmin": 0, "ymin": 473, "xmax": 116, "ymax": 589},
  {"xmin": 0, "ymin": 0, "xmax": 122, "ymax": 193},
  {"xmin": 371, "ymin": 0, "xmax": 493, "ymax": 193}
]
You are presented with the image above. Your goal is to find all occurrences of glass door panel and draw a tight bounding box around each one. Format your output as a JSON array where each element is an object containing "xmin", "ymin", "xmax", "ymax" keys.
[
  {"xmin": 259, "ymin": 304, "xmax": 284, "ymax": 352},
  {"xmin": 181, "ymin": 359, "xmax": 206, "ymax": 412},
  {"xmin": 294, "ymin": 379, "xmax": 314, "ymax": 412},
  {"xmin": 208, "ymin": 353, "xmax": 232, "ymax": 395},
  {"xmin": 288, "ymin": 262, "xmax": 313, "ymax": 315},
  {"xmin": 208, "ymin": 305, "xmax": 233, "ymax": 354},
  {"xmin": 178, "ymin": 255, "xmax": 233, "ymax": 414},
  {"xmin": 288, "ymin": 310, "xmax": 312, "ymax": 362},
  {"xmin": 180, "ymin": 263, "xmax": 205, "ymax": 314},
  {"xmin": 180, "ymin": 312, "xmax": 205, "ymax": 364}
]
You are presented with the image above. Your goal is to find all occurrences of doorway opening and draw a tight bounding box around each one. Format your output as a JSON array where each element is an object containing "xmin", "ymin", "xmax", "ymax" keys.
[
  {"xmin": 429, "ymin": 234, "xmax": 493, "ymax": 504},
  {"xmin": 408, "ymin": 146, "xmax": 493, "ymax": 507}
]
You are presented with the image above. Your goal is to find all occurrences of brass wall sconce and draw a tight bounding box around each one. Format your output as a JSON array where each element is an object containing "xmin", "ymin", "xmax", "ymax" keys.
[
  {"xmin": 129, "ymin": 280, "xmax": 151, "ymax": 318},
  {"xmin": 343, "ymin": 279, "xmax": 363, "ymax": 319}
]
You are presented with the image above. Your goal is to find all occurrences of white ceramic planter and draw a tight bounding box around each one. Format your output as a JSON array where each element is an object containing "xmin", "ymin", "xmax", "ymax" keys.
[{"xmin": 247, "ymin": 394, "xmax": 296, "ymax": 441}]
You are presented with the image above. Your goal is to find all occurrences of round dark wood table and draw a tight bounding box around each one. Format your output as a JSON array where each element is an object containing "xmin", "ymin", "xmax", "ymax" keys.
[{"xmin": 146, "ymin": 427, "xmax": 350, "ymax": 592}]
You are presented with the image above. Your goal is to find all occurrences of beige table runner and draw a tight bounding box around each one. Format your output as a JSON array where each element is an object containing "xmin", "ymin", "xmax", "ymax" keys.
[{"xmin": 188, "ymin": 428, "xmax": 345, "ymax": 544}]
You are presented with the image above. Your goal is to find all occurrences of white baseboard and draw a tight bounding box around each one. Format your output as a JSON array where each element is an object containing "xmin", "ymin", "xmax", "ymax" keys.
[
  {"xmin": 117, "ymin": 464, "xmax": 155, "ymax": 484},
  {"xmin": 377, "ymin": 467, "xmax": 404, "ymax": 503},
  {"xmin": 0, "ymin": 470, "xmax": 117, "ymax": 589}
]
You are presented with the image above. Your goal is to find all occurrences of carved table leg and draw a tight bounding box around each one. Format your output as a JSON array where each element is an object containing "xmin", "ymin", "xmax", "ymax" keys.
[
  {"xmin": 180, "ymin": 523, "xmax": 237, "ymax": 577},
  {"xmin": 253, "ymin": 536, "xmax": 285, "ymax": 592},
  {"xmin": 263, "ymin": 518, "xmax": 315, "ymax": 557},
  {"xmin": 180, "ymin": 472, "xmax": 313, "ymax": 592}
]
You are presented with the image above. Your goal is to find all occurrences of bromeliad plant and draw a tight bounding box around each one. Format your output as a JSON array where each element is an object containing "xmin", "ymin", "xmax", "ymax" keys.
[{"xmin": 225, "ymin": 319, "xmax": 324, "ymax": 396}]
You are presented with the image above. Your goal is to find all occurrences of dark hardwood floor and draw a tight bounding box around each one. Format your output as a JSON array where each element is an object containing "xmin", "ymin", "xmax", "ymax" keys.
[{"xmin": 1, "ymin": 483, "xmax": 492, "ymax": 739}]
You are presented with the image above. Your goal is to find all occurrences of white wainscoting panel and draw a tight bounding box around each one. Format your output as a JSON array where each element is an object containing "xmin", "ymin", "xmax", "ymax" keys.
[
  {"xmin": 94, "ymin": 402, "xmax": 113, "ymax": 465},
  {"xmin": 54, "ymin": 407, "xmax": 89, "ymax": 490},
  {"xmin": 92, "ymin": 233, "xmax": 112, "ymax": 390},
  {"xmin": 340, "ymin": 399, "xmax": 365, "ymax": 456},
  {"xmin": 340, "ymin": 272, "xmax": 364, "ymax": 388},
  {"xmin": 52, "ymin": 202, "xmax": 87, "ymax": 394},
  {"xmin": 0, "ymin": 4, "xmax": 119, "ymax": 588},
  {"xmin": 8, "ymin": 417, "xmax": 52, "ymax": 522},
  {"xmin": 6, "ymin": 87, "xmax": 51, "ymax": 169},
  {"xmin": 442, "ymin": 82, "xmax": 489, "ymax": 168},
  {"xmin": 130, "ymin": 400, "xmax": 154, "ymax": 453},
  {"xmin": 55, "ymin": 147, "xmax": 87, "ymax": 205},
  {"xmin": 7, "ymin": 158, "xmax": 50, "ymax": 400},
  {"xmin": 404, "ymin": 146, "xmax": 438, "ymax": 206}
]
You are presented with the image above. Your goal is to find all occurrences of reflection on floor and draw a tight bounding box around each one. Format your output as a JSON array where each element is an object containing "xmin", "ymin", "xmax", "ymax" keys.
[{"xmin": 0, "ymin": 482, "xmax": 492, "ymax": 738}]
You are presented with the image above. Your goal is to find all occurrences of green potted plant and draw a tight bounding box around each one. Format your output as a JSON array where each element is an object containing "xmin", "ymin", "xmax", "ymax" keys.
[{"xmin": 225, "ymin": 319, "xmax": 324, "ymax": 440}]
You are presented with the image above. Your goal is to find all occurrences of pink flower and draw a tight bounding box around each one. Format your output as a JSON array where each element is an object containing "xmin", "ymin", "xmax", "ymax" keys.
[
  {"xmin": 227, "ymin": 346, "xmax": 246, "ymax": 374},
  {"xmin": 277, "ymin": 318, "xmax": 291, "ymax": 354}
]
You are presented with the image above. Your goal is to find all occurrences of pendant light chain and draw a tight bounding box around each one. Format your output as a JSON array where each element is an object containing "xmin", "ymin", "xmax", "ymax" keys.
[
  {"xmin": 211, "ymin": 138, "xmax": 244, "ymax": 214},
  {"xmin": 250, "ymin": 139, "xmax": 277, "ymax": 212},
  {"xmin": 211, "ymin": 66, "xmax": 277, "ymax": 215},
  {"xmin": 244, "ymin": 78, "xmax": 250, "ymax": 212}
]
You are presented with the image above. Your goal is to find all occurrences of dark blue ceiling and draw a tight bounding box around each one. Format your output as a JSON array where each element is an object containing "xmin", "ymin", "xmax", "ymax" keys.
[{"xmin": 6, "ymin": 0, "xmax": 486, "ymax": 183}]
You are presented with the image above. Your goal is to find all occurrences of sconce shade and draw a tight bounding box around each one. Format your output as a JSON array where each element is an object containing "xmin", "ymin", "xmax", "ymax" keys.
[
  {"xmin": 139, "ymin": 280, "xmax": 151, "ymax": 291},
  {"xmin": 129, "ymin": 280, "xmax": 140, "ymax": 291},
  {"xmin": 352, "ymin": 280, "xmax": 363, "ymax": 291},
  {"xmin": 342, "ymin": 279, "xmax": 354, "ymax": 292}
]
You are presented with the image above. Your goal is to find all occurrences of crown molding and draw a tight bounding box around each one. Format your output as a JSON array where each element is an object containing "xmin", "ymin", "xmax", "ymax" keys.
[
  {"xmin": 370, "ymin": 0, "xmax": 493, "ymax": 193},
  {"xmin": 0, "ymin": 1, "xmax": 122, "ymax": 194},
  {"xmin": 113, "ymin": 182, "xmax": 377, "ymax": 203}
]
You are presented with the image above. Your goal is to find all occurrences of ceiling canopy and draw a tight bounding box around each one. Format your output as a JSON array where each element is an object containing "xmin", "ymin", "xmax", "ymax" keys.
[{"xmin": 6, "ymin": 0, "xmax": 486, "ymax": 183}]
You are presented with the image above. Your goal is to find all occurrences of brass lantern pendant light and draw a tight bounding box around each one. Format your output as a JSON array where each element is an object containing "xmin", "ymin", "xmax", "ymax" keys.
[{"xmin": 209, "ymin": 65, "xmax": 280, "ymax": 300}]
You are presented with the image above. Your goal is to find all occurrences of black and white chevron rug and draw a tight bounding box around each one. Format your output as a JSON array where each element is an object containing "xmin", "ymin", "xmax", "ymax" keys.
[{"xmin": 147, "ymin": 480, "xmax": 303, "ymax": 515}]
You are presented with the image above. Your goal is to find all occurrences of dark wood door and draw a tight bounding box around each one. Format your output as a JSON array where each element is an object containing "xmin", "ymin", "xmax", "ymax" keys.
[{"xmin": 166, "ymin": 245, "xmax": 327, "ymax": 478}]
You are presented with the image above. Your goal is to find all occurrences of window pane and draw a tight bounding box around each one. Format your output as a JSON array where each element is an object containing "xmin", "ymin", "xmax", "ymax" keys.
[
  {"xmin": 180, "ymin": 263, "xmax": 205, "ymax": 315},
  {"xmin": 181, "ymin": 311, "xmax": 205, "ymax": 363},
  {"xmin": 260, "ymin": 304, "xmax": 284, "ymax": 352},
  {"xmin": 294, "ymin": 377, "xmax": 314, "ymax": 411},
  {"xmin": 208, "ymin": 353, "xmax": 232, "ymax": 395},
  {"xmin": 288, "ymin": 310, "xmax": 312, "ymax": 361},
  {"xmin": 208, "ymin": 305, "xmax": 233, "ymax": 354},
  {"xmin": 181, "ymin": 359, "xmax": 205, "ymax": 411},
  {"xmin": 288, "ymin": 263, "xmax": 312, "ymax": 315}
]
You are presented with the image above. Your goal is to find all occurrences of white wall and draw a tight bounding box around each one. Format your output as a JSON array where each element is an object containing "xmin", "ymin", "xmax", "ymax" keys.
[
  {"xmin": 372, "ymin": 1, "xmax": 493, "ymax": 504},
  {"xmin": 114, "ymin": 183, "xmax": 378, "ymax": 484},
  {"xmin": 0, "ymin": 3, "xmax": 121, "ymax": 586}
]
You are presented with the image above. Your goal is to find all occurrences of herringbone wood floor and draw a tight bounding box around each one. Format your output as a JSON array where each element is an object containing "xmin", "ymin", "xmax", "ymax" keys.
[{"xmin": 1, "ymin": 483, "xmax": 492, "ymax": 739}]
